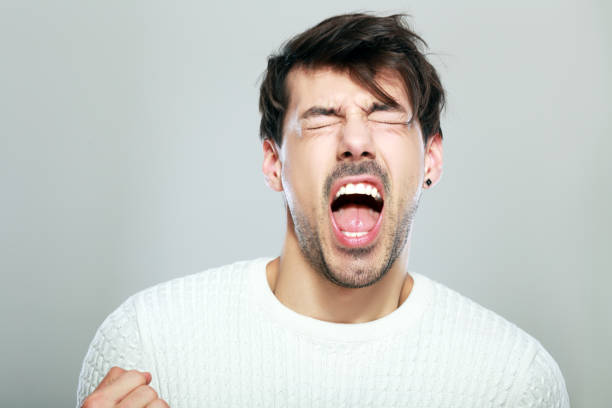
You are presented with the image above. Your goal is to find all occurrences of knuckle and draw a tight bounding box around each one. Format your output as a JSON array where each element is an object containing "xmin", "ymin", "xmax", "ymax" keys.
[
  {"xmin": 147, "ymin": 399, "xmax": 170, "ymax": 408},
  {"xmin": 135, "ymin": 384, "xmax": 158, "ymax": 400},
  {"xmin": 126, "ymin": 369, "xmax": 147, "ymax": 382},
  {"xmin": 82, "ymin": 392, "xmax": 107, "ymax": 408},
  {"xmin": 109, "ymin": 366, "xmax": 125, "ymax": 375}
]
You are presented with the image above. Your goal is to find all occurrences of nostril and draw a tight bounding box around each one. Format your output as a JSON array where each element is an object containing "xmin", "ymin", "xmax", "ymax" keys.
[
  {"xmin": 341, "ymin": 151, "xmax": 352, "ymax": 159},
  {"xmin": 356, "ymin": 151, "xmax": 375, "ymax": 160}
]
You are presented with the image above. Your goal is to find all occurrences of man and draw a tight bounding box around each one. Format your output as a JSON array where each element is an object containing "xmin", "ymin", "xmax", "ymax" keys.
[{"xmin": 77, "ymin": 13, "xmax": 569, "ymax": 408}]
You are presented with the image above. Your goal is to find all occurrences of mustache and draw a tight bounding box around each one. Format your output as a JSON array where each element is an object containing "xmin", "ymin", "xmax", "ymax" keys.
[{"xmin": 324, "ymin": 161, "xmax": 390, "ymax": 199}]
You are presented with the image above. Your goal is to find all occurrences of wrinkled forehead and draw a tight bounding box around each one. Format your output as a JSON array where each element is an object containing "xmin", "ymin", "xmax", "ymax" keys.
[{"xmin": 284, "ymin": 66, "xmax": 412, "ymax": 114}]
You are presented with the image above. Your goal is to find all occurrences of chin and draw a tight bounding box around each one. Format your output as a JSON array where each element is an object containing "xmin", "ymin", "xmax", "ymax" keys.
[{"xmin": 320, "ymin": 244, "xmax": 393, "ymax": 288}]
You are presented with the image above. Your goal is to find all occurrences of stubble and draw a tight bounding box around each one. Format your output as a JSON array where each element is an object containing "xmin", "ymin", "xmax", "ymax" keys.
[{"xmin": 289, "ymin": 161, "xmax": 420, "ymax": 288}]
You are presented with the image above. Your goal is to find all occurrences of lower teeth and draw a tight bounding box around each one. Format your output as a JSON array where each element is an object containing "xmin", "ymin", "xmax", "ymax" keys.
[{"xmin": 342, "ymin": 231, "xmax": 367, "ymax": 238}]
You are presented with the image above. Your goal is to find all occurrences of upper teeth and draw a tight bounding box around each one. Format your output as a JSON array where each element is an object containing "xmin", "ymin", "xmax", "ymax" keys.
[{"xmin": 335, "ymin": 183, "xmax": 381, "ymax": 200}]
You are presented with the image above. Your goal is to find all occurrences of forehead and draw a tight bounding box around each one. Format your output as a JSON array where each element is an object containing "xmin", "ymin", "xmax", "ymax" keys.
[{"xmin": 285, "ymin": 66, "xmax": 411, "ymax": 113}]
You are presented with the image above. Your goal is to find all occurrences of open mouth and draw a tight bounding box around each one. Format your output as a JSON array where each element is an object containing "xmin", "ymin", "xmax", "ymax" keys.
[{"xmin": 329, "ymin": 176, "xmax": 385, "ymax": 248}]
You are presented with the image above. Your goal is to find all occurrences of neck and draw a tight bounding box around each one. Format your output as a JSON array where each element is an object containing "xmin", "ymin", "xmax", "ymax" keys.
[{"xmin": 266, "ymin": 225, "xmax": 413, "ymax": 324}]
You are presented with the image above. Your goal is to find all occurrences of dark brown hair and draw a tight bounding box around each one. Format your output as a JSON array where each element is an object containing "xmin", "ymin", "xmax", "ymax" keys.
[{"xmin": 259, "ymin": 13, "xmax": 445, "ymax": 146}]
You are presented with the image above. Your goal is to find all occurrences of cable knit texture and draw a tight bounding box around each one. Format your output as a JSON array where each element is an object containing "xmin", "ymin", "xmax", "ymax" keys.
[{"xmin": 76, "ymin": 258, "xmax": 570, "ymax": 407}]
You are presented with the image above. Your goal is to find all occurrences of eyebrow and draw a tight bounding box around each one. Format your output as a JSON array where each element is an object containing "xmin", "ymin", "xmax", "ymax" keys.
[
  {"xmin": 299, "ymin": 102, "xmax": 406, "ymax": 120},
  {"xmin": 367, "ymin": 102, "xmax": 406, "ymax": 114},
  {"xmin": 299, "ymin": 106, "xmax": 342, "ymax": 120}
]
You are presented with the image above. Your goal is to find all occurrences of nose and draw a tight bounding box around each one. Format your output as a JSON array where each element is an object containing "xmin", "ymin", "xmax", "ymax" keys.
[{"xmin": 336, "ymin": 116, "xmax": 376, "ymax": 161}]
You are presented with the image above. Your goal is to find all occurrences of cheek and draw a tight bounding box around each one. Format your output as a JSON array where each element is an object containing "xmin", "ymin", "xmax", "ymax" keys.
[
  {"xmin": 377, "ymin": 136, "xmax": 424, "ymax": 193},
  {"xmin": 282, "ymin": 141, "xmax": 329, "ymax": 212}
]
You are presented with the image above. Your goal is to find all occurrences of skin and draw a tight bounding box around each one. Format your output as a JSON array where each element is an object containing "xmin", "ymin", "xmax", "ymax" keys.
[
  {"xmin": 81, "ymin": 367, "xmax": 169, "ymax": 408},
  {"xmin": 262, "ymin": 66, "xmax": 443, "ymax": 324}
]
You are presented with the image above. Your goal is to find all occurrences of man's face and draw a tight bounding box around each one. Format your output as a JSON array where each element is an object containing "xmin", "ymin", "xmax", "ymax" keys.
[{"xmin": 274, "ymin": 67, "xmax": 429, "ymax": 288}]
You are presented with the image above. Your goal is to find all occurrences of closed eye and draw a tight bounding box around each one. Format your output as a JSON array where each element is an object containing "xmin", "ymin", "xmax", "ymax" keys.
[
  {"xmin": 304, "ymin": 121, "xmax": 341, "ymax": 130},
  {"xmin": 369, "ymin": 118, "xmax": 413, "ymax": 127},
  {"xmin": 368, "ymin": 109, "xmax": 413, "ymax": 125}
]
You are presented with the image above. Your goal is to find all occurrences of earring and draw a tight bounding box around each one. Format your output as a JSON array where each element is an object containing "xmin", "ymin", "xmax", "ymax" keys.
[{"xmin": 425, "ymin": 179, "xmax": 432, "ymax": 186}]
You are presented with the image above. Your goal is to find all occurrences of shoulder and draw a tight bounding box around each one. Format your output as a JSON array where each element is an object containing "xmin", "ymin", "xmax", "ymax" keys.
[
  {"xmin": 418, "ymin": 273, "xmax": 536, "ymax": 349},
  {"xmin": 130, "ymin": 257, "xmax": 267, "ymax": 311},
  {"xmin": 86, "ymin": 257, "xmax": 267, "ymax": 356},
  {"xmin": 414, "ymin": 274, "xmax": 569, "ymax": 406},
  {"xmin": 124, "ymin": 257, "xmax": 269, "ymax": 331},
  {"xmin": 509, "ymin": 344, "xmax": 570, "ymax": 407}
]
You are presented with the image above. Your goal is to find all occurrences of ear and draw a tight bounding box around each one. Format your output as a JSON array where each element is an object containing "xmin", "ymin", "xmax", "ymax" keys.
[
  {"xmin": 423, "ymin": 132, "xmax": 443, "ymax": 189},
  {"xmin": 262, "ymin": 139, "xmax": 283, "ymax": 192}
]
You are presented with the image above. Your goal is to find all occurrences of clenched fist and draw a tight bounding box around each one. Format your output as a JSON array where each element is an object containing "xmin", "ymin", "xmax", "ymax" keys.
[{"xmin": 82, "ymin": 367, "xmax": 169, "ymax": 408}]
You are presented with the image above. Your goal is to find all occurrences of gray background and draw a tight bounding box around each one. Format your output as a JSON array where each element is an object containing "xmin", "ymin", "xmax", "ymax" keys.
[{"xmin": 1, "ymin": 0, "xmax": 610, "ymax": 407}]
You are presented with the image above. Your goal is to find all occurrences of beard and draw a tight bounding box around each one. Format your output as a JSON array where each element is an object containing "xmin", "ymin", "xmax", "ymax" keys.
[{"xmin": 288, "ymin": 162, "xmax": 421, "ymax": 289}]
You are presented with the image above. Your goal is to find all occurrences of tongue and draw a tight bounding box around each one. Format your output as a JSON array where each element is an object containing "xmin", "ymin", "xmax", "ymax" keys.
[{"xmin": 332, "ymin": 204, "xmax": 380, "ymax": 232}]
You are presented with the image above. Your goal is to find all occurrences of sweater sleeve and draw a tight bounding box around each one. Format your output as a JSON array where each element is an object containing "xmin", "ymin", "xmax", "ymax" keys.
[
  {"xmin": 511, "ymin": 344, "xmax": 570, "ymax": 408},
  {"xmin": 75, "ymin": 296, "xmax": 147, "ymax": 408}
]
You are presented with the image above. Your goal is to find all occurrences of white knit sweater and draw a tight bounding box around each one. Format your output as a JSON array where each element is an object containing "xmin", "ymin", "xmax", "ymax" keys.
[{"xmin": 76, "ymin": 258, "xmax": 569, "ymax": 407}]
